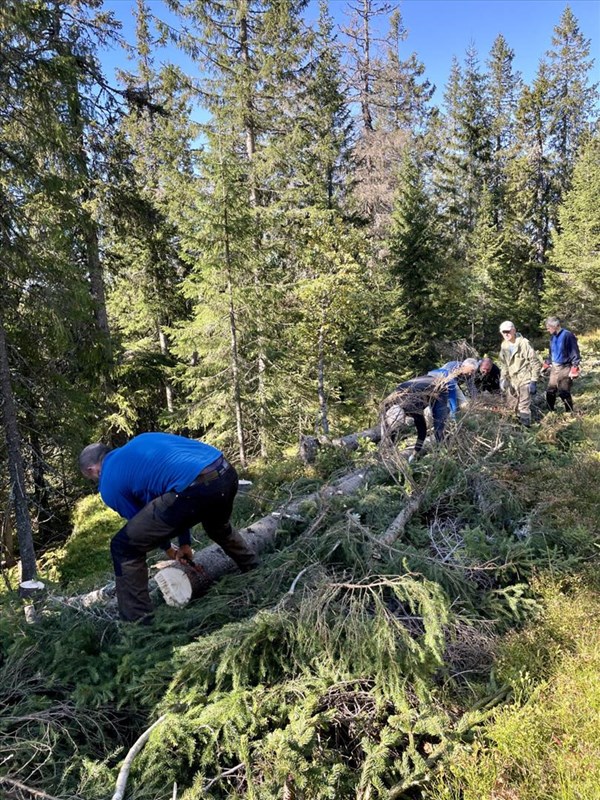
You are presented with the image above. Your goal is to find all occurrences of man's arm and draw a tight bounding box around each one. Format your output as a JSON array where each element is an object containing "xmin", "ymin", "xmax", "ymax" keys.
[
  {"xmin": 526, "ymin": 341, "xmax": 543, "ymax": 382},
  {"xmin": 565, "ymin": 331, "xmax": 581, "ymax": 366}
]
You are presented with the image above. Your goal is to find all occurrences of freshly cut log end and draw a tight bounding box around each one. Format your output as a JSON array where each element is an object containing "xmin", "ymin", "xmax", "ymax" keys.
[{"xmin": 154, "ymin": 561, "xmax": 214, "ymax": 607}]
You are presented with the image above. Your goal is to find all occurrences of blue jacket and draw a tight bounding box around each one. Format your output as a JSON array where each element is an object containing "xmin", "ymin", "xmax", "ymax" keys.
[
  {"xmin": 99, "ymin": 433, "xmax": 222, "ymax": 526},
  {"xmin": 547, "ymin": 328, "xmax": 581, "ymax": 367},
  {"xmin": 427, "ymin": 362, "xmax": 464, "ymax": 414}
]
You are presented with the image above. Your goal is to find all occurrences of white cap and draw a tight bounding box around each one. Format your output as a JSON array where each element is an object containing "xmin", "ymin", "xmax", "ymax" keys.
[{"xmin": 499, "ymin": 320, "xmax": 515, "ymax": 332}]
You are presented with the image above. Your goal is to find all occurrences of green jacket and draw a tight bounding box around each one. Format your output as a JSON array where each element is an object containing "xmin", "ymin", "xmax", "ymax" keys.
[{"xmin": 498, "ymin": 334, "xmax": 542, "ymax": 386}]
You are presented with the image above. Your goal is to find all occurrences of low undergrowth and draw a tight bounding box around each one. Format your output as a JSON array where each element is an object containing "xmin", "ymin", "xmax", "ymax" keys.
[{"xmin": 0, "ymin": 333, "xmax": 599, "ymax": 799}]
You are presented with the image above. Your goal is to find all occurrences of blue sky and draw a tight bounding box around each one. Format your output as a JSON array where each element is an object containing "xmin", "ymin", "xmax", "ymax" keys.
[{"xmin": 100, "ymin": 0, "xmax": 599, "ymax": 105}]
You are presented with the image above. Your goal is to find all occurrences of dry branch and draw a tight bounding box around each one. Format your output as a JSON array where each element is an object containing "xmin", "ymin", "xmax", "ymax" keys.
[
  {"xmin": 0, "ymin": 777, "xmax": 62, "ymax": 800},
  {"xmin": 111, "ymin": 714, "xmax": 167, "ymax": 800},
  {"xmin": 378, "ymin": 493, "xmax": 423, "ymax": 548}
]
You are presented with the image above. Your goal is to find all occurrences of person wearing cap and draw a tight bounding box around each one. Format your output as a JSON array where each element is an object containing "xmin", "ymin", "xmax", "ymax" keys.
[
  {"xmin": 497, "ymin": 321, "xmax": 542, "ymax": 427},
  {"xmin": 541, "ymin": 317, "xmax": 581, "ymax": 412},
  {"xmin": 382, "ymin": 359, "xmax": 478, "ymax": 454},
  {"xmin": 79, "ymin": 432, "xmax": 258, "ymax": 623}
]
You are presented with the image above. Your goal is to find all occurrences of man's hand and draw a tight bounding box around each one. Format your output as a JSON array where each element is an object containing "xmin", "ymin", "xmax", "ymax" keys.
[
  {"xmin": 500, "ymin": 377, "xmax": 509, "ymax": 392},
  {"xmin": 175, "ymin": 544, "xmax": 194, "ymax": 564},
  {"xmin": 569, "ymin": 365, "xmax": 580, "ymax": 379},
  {"xmin": 165, "ymin": 545, "xmax": 178, "ymax": 560},
  {"xmin": 529, "ymin": 381, "xmax": 537, "ymax": 395},
  {"xmin": 541, "ymin": 360, "xmax": 551, "ymax": 373}
]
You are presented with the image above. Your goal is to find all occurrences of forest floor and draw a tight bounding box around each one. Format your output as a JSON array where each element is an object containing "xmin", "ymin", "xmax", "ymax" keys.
[{"xmin": 1, "ymin": 333, "xmax": 600, "ymax": 800}]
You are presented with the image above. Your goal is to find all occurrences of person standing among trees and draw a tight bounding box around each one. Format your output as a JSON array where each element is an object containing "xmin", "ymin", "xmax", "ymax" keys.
[
  {"xmin": 541, "ymin": 316, "xmax": 581, "ymax": 413},
  {"xmin": 79, "ymin": 432, "xmax": 258, "ymax": 623},
  {"xmin": 497, "ymin": 321, "xmax": 542, "ymax": 427}
]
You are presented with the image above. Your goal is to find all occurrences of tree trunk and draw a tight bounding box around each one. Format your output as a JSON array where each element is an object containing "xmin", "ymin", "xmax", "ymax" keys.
[
  {"xmin": 317, "ymin": 303, "xmax": 330, "ymax": 435},
  {"xmin": 158, "ymin": 325, "xmax": 175, "ymax": 413},
  {"xmin": 0, "ymin": 307, "xmax": 38, "ymax": 584},
  {"xmin": 154, "ymin": 467, "xmax": 373, "ymax": 607}
]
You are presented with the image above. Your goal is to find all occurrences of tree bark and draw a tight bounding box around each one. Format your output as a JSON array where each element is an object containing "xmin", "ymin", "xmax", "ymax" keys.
[
  {"xmin": 154, "ymin": 467, "xmax": 373, "ymax": 606},
  {"xmin": 0, "ymin": 306, "xmax": 38, "ymax": 585}
]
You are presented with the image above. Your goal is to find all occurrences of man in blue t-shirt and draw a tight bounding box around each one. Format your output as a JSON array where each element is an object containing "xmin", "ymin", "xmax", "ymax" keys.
[
  {"xmin": 79, "ymin": 433, "xmax": 258, "ymax": 623},
  {"xmin": 542, "ymin": 317, "xmax": 581, "ymax": 413}
]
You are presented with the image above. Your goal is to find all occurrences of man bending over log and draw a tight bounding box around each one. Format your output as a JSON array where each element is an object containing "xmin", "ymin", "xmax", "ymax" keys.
[
  {"xmin": 79, "ymin": 433, "xmax": 258, "ymax": 623},
  {"xmin": 383, "ymin": 359, "xmax": 478, "ymax": 456}
]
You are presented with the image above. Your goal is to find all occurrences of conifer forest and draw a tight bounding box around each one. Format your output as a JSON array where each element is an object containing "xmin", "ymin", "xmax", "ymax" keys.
[{"xmin": 1, "ymin": 1, "xmax": 600, "ymax": 798}]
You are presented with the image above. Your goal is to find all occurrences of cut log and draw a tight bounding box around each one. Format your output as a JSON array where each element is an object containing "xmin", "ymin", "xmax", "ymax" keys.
[
  {"xmin": 154, "ymin": 560, "xmax": 214, "ymax": 607},
  {"xmin": 154, "ymin": 467, "xmax": 374, "ymax": 607}
]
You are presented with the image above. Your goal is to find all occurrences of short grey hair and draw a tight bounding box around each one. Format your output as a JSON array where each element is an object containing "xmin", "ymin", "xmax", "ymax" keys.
[
  {"xmin": 461, "ymin": 358, "xmax": 479, "ymax": 371},
  {"xmin": 545, "ymin": 316, "xmax": 561, "ymax": 328},
  {"xmin": 79, "ymin": 443, "xmax": 110, "ymax": 472}
]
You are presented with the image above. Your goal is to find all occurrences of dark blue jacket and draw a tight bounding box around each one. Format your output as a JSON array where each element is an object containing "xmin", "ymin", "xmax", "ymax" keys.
[{"xmin": 547, "ymin": 328, "xmax": 581, "ymax": 367}]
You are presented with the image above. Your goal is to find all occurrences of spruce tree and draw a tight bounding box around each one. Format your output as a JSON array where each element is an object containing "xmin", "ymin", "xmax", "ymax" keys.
[
  {"xmin": 544, "ymin": 132, "xmax": 600, "ymax": 329},
  {"xmin": 545, "ymin": 5, "xmax": 598, "ymax": 199},
  {"xmin": 383, "ymin": 149, "xmax": 449, "ymax": 374}
]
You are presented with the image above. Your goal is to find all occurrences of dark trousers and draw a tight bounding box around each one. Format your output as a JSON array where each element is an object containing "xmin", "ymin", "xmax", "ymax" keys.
[
  {"xmin": 408, "ymin": 397, "xmax": 448, "ymax": 452},
  {"xmin": 110, "ymin": 463, "xmax": 258, "ymax": 622},
  {"xmin": 546, "ymin": 364, "xmax": 574, "ymax": 411}
]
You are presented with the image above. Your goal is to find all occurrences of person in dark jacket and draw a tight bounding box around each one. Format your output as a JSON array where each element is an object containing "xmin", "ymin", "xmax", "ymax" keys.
[
  {"xmin": 79, "ymin": 432, "xmax": 258, "ymax": 623},
  {"xmin": 474, "ymin": 357, "xmax": 501, "ymax": 394},
  {"xmin": 542, "ymin": 317, "xmax": 581, "ymax": 412},
  {"xmin": 382, "ymin": 361, "xmax": 476, "ymax": 455},
  {"xmin": 383, "ymin": 374, "xmax": 448, "ymax": 454}
]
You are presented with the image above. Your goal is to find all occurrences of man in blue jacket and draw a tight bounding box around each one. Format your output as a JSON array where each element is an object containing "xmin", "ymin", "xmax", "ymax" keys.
[
  {"xmin": 79, "ymin": 433, "xmax": 258, "ymax": 623},
  {"xmin": 542, "ymin": 317, "xmax": 581, "ymax": 413}
]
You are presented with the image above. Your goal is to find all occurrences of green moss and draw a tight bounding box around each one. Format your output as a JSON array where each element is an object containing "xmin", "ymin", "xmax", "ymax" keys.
[{"xmin": 57, "ymin": 494, "xmax": 122, "ymax": 588}]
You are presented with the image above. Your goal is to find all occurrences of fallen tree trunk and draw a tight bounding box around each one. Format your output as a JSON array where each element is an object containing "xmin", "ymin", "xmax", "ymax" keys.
[
  {"xmin": 154, "ymin": 467, "xmax": 374, "ymax": 607},
  {"xmin": 299, "ymin": 427, "xmax": 382, "ymax": 463},
  {"xmin": 299, "ymin": 410, "xmax": 423, "ymax": 464}
]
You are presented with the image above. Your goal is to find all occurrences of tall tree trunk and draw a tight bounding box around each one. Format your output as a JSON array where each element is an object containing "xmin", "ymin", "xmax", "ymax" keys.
[
  {"xmin": 158, "ymin": 326, "xmax": 174, "ymax": 413},
  {"xmin": 317, "ymin": 302, "xmax": 330, "ymax": 435},
  {"xmin": 240, "ymin": 12, "xmax": 268, "ymax": 458},
  {"xmin": 0, "ymin": 306, "xmax": 38, "ymax": 584},
  {"xmin": 224, "ymin": 209, "xmax": 247, "ymax": 467}
]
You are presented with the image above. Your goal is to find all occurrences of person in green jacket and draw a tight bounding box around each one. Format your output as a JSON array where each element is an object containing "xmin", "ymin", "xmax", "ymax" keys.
[{"xmin": 498, "ymin": 321, "xmax": 542, "ymax": 427}]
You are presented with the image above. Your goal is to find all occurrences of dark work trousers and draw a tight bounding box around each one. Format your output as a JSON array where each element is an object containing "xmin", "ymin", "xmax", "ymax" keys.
[
  {"xmin": 546, "ymin": 364, "xmax": 574, "ymax": 411},
  {"xmin": 407, "ymin": 396, "xmax": 449, "ymax": 452},
  {"xmin": 110, "ymin": 462, "xmax": 258, "ymax": 622}
]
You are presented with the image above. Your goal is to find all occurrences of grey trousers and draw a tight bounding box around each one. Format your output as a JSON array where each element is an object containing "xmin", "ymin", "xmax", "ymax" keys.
[{"xmin": 506, "ymin": 382, "xmax": 532, "ymax": 426}]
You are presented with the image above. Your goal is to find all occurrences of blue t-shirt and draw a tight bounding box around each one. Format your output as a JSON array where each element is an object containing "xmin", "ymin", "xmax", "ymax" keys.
[
  {"xmin": 427, "ymin": 362, "xmax": 460, "ymax": 414},
  {"xmin": 99, "ymin": 433, "xmax": 222, "ymax": 520}
]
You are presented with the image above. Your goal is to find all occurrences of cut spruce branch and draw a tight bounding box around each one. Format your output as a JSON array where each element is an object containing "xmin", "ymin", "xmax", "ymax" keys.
[
  {"xmin": 111, "ymin": 714, "xmax": 167, "ymax": 800},
  {"xmin": 0, "ymin": 777, "xmax": 62, "ymax": 800}
]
